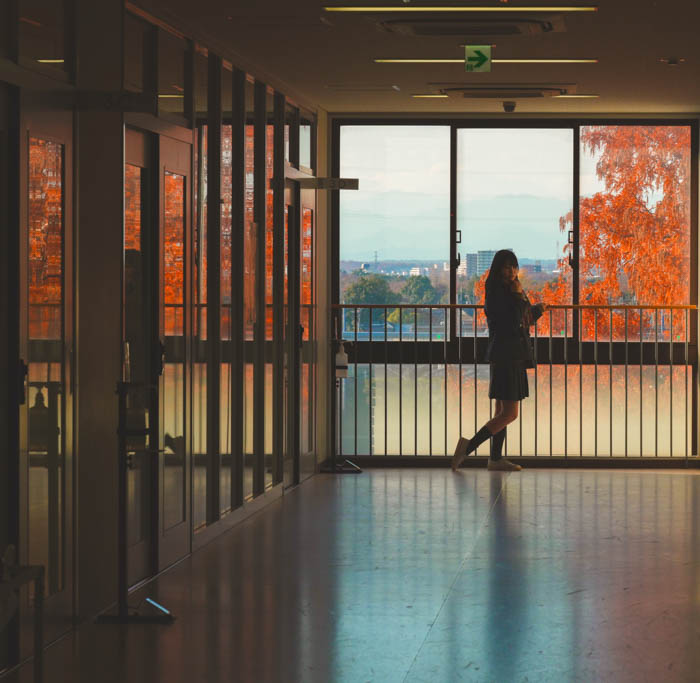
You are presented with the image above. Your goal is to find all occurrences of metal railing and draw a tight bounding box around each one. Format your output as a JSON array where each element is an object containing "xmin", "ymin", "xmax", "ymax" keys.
[{"xmin": 332, "ymin": 304, "xmax": 697, "ymax": 460}]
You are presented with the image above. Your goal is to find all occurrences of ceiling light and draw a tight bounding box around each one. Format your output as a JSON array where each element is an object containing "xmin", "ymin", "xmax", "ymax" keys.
[
  {"xmin": 659, "ymin": 57, "xmax": 686, "ymax": 66},
  {"xmin": 375, "ymin": 58, "xmax": 597, "ymax": 64},
  {"xmin": 411, "ymin": 94, "xmax": 449, "ymax": 98},
  {"xmin": 325, "ymin": 6, "xmax": 598, "ymax": 13},
  {"xmin": 496, "ymin": 58, "xmax": 597, "ymax": 63},
  {"xmin": 37, "ymin": 59, "xmax": 65, "ymax": 64},
  {"xmin": 158, "ymin": 94, "xmax": 185, "ymax": 98},
  {"xmin": 553, "ymin": 93, "xmax": 599, "ymax": 98}
]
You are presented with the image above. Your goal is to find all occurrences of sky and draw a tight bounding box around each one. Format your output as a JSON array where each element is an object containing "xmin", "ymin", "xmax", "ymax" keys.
[{"xmin": 339, "ymin": 125, "xmax": 605, "ymax": 262}]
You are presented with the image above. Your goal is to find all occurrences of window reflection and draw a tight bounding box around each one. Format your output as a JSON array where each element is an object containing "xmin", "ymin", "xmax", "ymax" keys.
[{"xmin": 28, "ymin": 137, "xmax": 65, "ymax": 597}]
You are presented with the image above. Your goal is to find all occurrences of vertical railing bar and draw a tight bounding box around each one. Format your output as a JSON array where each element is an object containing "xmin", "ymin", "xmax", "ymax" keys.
[
  {"xmin": 384, "ymin": 307, "xmax": 388, "ymax": 456},
  {"xmin": 670, "ymin": 309, "xmax": 674, "ymax": 458},
  {"xmin": 639, "ymin": 307, "xmax": 643, "ymax": 458},
  {"xmin": 414, "ymin": 306, "xmax": 418, "ymax": 456},
  {"xmin": 564, "ymin": 307, "xmax": 568, "ymax": 458},
  {"xmin": 685, "ymin": 308, "xmax": 689, "ymax": 460},
  {"xmin": 594, "ymin": 308, "xmax": 598, "ymax": 458},
  {"xmin": 429, "ymin": 307, "xmax": 433, "ymax": 457},
  {"xmin": 549, "ymin": 307, "xmax": 553, "ymax": 457},
  {"xmin": 474, "ymin": 305, "xmax": 478, "ymax": 454},
  {"xmin": 399, "ymin": 306, "xmax": 403, "ymax": 457},
  {"xmin": 534, "ymin": 307, "xmax": 538, "ymax": 456},
  {"xmin": 579, "ymin": 307, "xmax": 583, "ymax": 458},
  {"xmin": 609, "ymin": 307, "xmax": 613, "ymax": 457},
  {"xmin": 655, "ymin": 307, "xmax": 659, "ymax": 457},
  {"xmin": 354, "ymin": 306, "xmax": 358, "ymax": 457},
  {"xmin": 459, "ymin": 307, "xmax": 463, "ymax": 441},
  {"xmin": 444, "ymin": 306, "xmax": 448, "ymax": 456},
  {"xmin": 369, "ymin": 308, "xmax": 373, "ymax": 457},
  {"xmin": 625, "ymin": 308, "xmax": 629, "ymax": 457}
]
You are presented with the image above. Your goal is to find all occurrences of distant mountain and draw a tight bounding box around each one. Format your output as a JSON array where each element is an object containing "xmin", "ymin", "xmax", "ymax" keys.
[{"xmin": 340, "ymin": 192, "xmax": 571, "ymax": 261}]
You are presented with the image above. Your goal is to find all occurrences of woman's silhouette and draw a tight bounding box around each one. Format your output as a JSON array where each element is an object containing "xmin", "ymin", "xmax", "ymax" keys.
[{"xmin": 452, "ymin": 250, "xmax": 548, "ymax": 471}]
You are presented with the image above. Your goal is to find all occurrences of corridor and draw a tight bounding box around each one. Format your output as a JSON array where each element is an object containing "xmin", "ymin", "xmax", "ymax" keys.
[{"xmin": 8, "ymin": 468, "xmax": 700, "ymax": 682}]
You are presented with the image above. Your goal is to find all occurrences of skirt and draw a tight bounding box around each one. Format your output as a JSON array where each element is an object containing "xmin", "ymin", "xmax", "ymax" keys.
[{"xmin": 489, "ymin": 361, "xmax": 529, "ymax": 401}]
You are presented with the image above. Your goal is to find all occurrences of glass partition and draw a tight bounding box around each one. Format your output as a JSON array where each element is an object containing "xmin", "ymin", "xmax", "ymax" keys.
[{"xmin": 27, "ymin": 137, "xmax": 65, "ymax": 596}]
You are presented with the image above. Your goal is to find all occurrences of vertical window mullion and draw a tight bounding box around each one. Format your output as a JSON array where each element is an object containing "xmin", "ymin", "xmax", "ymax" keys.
[
  {"xmin": 230, "ymin": 67, "xmax": 245, "ymax": 510},
  {"xmin": 253, "ymin": 80, "xmax": 267, "ymax": 496},
  {"xmin": 206, "ymin": 53, "xmax": 222, "ymax": 522},
  {"xmin": 573, "ymin": 124, "xmax": 581, "ymax": 340}
]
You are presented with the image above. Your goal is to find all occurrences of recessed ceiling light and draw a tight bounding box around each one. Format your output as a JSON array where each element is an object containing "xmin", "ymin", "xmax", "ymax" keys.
[
  {"xmin": 553, "ymin": 94, "xmax": 599, "ymax": 98},
  {"xmin": 325, "ymin": 6, "xmax": 598, "ymax": 12},
  {"xmin": 659, "ymin": 57, "xmax": 686, "ymax": 66},
  {"xmin": 158, "ymin": 94, "xmax": 185, "ymax": 98},
  {"xmin": 37, "ymin": 59, "xmax": 65, "ymax": 64},
  {"xmin": 375, "ymin": 58, "xmax": 597, "ymax": 64},
  {"xmin": 411, "ymin": 94, "xmax": 449, "ymax": 98}
]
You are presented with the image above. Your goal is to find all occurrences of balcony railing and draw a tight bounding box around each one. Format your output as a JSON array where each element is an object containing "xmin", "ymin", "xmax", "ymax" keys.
[{"xmin": 332, "ymin": 304, "xmax": 698, "ymax": 460}]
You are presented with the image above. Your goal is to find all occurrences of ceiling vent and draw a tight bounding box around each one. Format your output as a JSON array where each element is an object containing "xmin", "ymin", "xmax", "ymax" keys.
[
  {"xmin": 429, "ymin": 82, "xmax": 576, "ymax": 99},
  {"xmin": 377, "ymin": 14, "xmax": 566, "ymax": 37}
]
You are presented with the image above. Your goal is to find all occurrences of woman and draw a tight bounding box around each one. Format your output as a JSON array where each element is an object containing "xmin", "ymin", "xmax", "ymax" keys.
[{"xmin": 452, "ymin": 249, "xmax": 548, "ymax": 471}]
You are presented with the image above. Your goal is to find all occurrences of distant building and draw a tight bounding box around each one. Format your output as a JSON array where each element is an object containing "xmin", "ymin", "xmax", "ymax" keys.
[
  {"xmin": 466, "ymin": 252, "xmax": 478, "ymax": 278},
  {"xmin": 477, "ymin": 250, "xmax": 496, "ymax": 276},
  {"xmin": 409, "ymin": 267, "xmax": 421, "ymax": 276},
  {"xmin": 443, "ymin": 262, "xmax": 450, "ymax": 271},
  {"xmin": 457, "ymin": 261, "xmax": 467, "ymax": 277},
  {"xmin": 522, "ymin": 262, "xmax": 542, "ymax": 274}
]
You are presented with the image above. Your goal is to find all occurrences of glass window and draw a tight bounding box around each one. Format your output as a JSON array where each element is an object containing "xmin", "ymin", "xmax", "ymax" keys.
[
  {"xmin": 264, "ymin": 87, "xmax": 275, "ymax": 489},
  {"xmin": 27, "ymin": 137, "xmax": 66, "ymax": 596},
  {"xmin": 19, "ymin": 0, "xmax": 67, "ymax": 73},
  {"xmin": 339, "ymin": 125, "xmax": 450, "ymax": 338},
  {"xmin": 243, "ymin": 77, "xmax": 255, "ymax": 501},
  {"xmin": 220, "ymin": 69, "xmax": 234, "ymax": 514},
  {"xmin": 300, "ymin": 111, "xmax": 313, "ymax": 170},
  {"xmin": 456, "ymin": 128, "xmax": 573, "ymax": 338},
  {"xmin": 158, "ymin": 30, "xmax": 187, "ymax": 118},
  {"xmin": 578, "ymin": 125, "xmax": 691, "ymax": 341}
]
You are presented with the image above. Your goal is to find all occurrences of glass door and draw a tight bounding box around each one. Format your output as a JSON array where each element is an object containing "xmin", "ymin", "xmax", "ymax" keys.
[
  {"xmin": 19, "ymin": 116, "xmax": 74, "ymax": 652},
  {"xmin": 158, "ymin": 137, "xmax": 191, "ymax": 569},
  {"xmin": 124, "ymin": 129, "xmax": 156, "ymax": 585}
]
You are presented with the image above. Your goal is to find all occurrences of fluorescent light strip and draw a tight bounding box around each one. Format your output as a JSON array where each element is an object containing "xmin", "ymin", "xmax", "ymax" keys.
[
  {"xmin": 325, "ymin": 6, "xmax": 597, "ymax": 12},
  {"xmin": 37, "ymin": 59, "xmax": 64, "ymax": 63},
  {"xmin": 553, "ymin": 94, "xmax": 600, "ymax": 98},
  {"xmin": 412, "ymin": 94, "xmax": 449, "ymax": 98},
  {"xmin": 375, "ymin": 58, "xmax": 597, "ymax": 64}
]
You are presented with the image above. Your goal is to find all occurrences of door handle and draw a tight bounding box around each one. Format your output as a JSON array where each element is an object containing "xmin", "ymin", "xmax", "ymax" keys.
[
  {"xmin": 18, "ymin": 359, "xmax": 28, "ymax": 405},
  {"xmin": 156, "ymin": 340, "xmax": 166, "ymax": 376}
]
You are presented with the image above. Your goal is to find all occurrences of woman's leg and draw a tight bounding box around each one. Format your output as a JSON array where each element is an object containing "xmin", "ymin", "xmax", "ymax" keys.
[
  {"xmin": 452, "ymin": 400, "xmax": 519, "ymax": 470},
  {"xmin": 490, "ymin": 400, "xmax": 506, "ymax": 461}
]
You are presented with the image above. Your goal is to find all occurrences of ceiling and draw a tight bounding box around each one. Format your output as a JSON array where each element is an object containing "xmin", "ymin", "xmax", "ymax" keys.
[{"xmin": 135, "ymin": 1, "xmax": 700, "ymax": 115}]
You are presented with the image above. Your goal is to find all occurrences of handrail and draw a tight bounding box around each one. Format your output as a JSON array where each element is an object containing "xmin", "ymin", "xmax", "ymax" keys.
[{"xmin": 332, "ymin": 303, "xmax": 697, "ymax": 310}]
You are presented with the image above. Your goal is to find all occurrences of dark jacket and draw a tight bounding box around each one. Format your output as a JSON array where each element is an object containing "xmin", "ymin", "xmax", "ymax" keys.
[{"xmin": 485, "ymin": 281, "xmax": 544, "ymax": 365}]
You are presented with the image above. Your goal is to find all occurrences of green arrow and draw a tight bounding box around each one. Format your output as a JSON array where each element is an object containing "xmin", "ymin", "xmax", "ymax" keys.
[{"xmin": 467, "ymin": 50, "xmax": 488, "ymax": 69}]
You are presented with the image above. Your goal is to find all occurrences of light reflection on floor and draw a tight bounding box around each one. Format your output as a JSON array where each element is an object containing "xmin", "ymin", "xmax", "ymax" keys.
[{"xmin": 7, "ymin": 468, "xmax": 700, "ymax": 682}]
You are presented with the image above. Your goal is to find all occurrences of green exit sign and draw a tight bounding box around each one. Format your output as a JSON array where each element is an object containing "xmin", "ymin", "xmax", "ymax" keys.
[{"xmin": 465, "ymin": 45, "xmax": 491, "ymax": 73}]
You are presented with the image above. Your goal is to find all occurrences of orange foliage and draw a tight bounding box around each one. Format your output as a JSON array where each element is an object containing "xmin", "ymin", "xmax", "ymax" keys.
[
  {"xmin": 164, "ymin": 171, "xmax": 185, "ymax": 335},
  {"xmin": 475, "ymin": 126, "xmax": 691, "ymax": 342},
  {"xmin": 28, "ymin": 138, "xmax": 63, "ymax": 340},
  {"xmin": 544, "ymin": 125, "xmax": 690, "ymax": 340}
]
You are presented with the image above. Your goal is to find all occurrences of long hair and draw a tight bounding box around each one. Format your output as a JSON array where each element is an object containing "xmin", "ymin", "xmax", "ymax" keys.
[
  {"xmin": 485, "ymin": 249, "xmax": 519, "ymax": 292},
  {"xmin": 484, "ymin": 250, "xmax": 519, "ymax": 316}
]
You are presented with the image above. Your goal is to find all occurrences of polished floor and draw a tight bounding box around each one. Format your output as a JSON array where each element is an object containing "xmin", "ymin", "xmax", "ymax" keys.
[{"xmin": 6, "ymin": 467, "xmax": 700, "ymax": 682}]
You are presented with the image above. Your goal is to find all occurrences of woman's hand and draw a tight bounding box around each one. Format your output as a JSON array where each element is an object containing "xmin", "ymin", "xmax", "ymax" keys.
[
  {"xmin": 540, "ymin": 302, "xmax": 549, "ymax": 312},
  {"xmin": 511, "ymin": 277, "xmax": 523, "ymax": 294}
]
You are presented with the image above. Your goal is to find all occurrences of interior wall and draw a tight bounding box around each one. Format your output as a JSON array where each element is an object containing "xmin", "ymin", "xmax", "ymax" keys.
[{"xmin": 73, "ymin": 0, "xmax": 125, "ymax": 619}]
